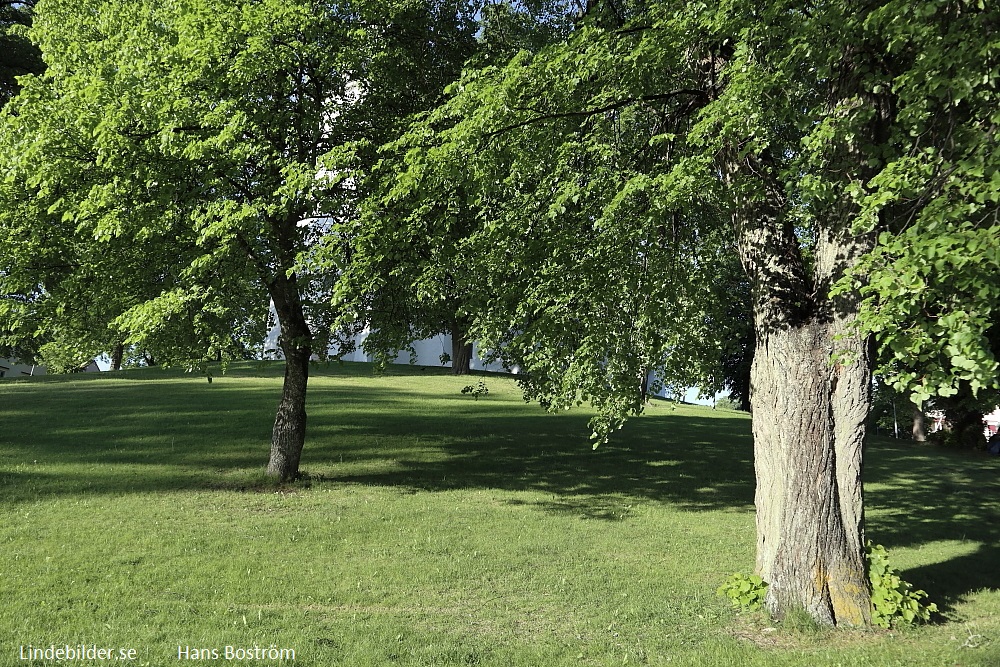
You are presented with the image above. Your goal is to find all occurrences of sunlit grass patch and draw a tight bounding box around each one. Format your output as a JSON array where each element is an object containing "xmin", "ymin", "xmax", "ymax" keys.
[{"xmin": 1, "ymin": 363, "xmax": 999, "ymax": 665}]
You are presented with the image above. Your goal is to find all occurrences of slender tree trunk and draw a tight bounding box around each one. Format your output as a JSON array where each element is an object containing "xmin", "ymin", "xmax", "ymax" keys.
[
  {"xmin": 450, "ymin": 319, "xmax": 473, "ymax": 375},
  {"xmin": 110, "ymin": 342, "xmax": 124, "ymax": 371},
  {"xmin": 639, "ymin": 367, "xmax": 651, "ymax": 404},
  {"xmin": 912, "ymin": 401, "xmax": 927, "ymax": 442},
  {"xmin": 266, "ymin": 272, "xmax": 312, "ymax": 482}
]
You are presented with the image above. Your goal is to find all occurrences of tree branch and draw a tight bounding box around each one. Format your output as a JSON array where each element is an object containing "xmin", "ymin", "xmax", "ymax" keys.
[{"xmin": 484, "ymin": 89, "xmax": 706, "ymax": 141}]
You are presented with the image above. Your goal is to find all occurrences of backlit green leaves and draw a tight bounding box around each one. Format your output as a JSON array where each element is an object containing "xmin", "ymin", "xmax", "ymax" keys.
[
  {"xmin": 717, "ymin": 573, "xmax": 768, "ymax": 612},
  {"xmin": 371, "ymin": 0, "xmax": 1000, "ymax": 443},
  {"xmin": 830, "ymin": 1, "xmax": 1000, "ymax": 403},
  {"xmin": 345, "ymin": 4, "xmax": 747, "ymax": 443},
  {"xmin": 842, "ymin": 223, "xmax": 1000, "ymax": 403},
  {"xmin": 0, "ymin": 0, "xmax": 359, "ymax": 367}
]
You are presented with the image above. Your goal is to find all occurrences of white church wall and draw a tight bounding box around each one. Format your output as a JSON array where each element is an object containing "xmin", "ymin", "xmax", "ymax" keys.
[{"xmin": 263, "ymin": 312, "xmax": 516, "ymax": 374}]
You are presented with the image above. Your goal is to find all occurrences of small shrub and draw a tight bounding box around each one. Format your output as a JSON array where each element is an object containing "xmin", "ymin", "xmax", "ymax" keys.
[
  {"xmin": 718, "ymin": 573, "xmax": 768, "ymax": 612},
  {"xmin": 460, "ymin": 381, "xmax": 489, "ymax": 400},
  {"xmin": 867, "ymin": 542, "xmax": 938, "ymax": 628},
  {"xmin": 714, "ymin": 396, "xmax": 742, "ymax": 411}
]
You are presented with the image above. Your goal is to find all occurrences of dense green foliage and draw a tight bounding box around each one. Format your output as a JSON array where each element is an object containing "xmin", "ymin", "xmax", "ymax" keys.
[
  {"xmin": 832, "ymin": 2, "xmax": 1000, "ymax": 404},
  {"xmin": 323, "ymin": 0, "xmax": 576, "ymax": 372},
  {"xmin": 0, "ymin": 0, "xmax": 476, "ymax": 370},
  {"xmin": 341, "ymin": 0, "xmax": 1000, "ymax": 440},
  {"xmin": 2, "ymin": 0, "xmax": 327, "ymax": 367},
  {"xmin": 0, "ymin": 0, "xmax": 480, "ymax": 478},
  {"xmin": 341, "ymin": 17, "xmax": 734, "ymax": 439},
  {"xmin": 0, "ymin": 0, "xmax": 43, "ymax": 363},
  {"xmin": 6, "ymin": 1, "xmax": 996, "ymax": 437}
]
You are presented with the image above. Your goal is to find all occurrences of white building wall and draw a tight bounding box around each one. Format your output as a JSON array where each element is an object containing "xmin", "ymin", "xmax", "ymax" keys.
[{"xmin": 264, "ymin": 315, "xmax": 515, "ymax": 373}]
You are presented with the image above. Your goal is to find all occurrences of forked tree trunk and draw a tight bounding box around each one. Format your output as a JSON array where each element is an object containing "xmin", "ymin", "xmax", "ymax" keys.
[
  {"xmin": 639, "ymin": 367, "xmax": 651, "ymax": 405},
  {"xmin": 722, "ymin": 35, "xmax": 890, "ymax": 626},
  {"xmin": 267, "ymin": 273, "xmax": 312, "ymax": 482},
  {"xmin": 738, "ymin": 191, "xmax": 873, "ymax": 626},
  {"xmin": 451, "ymin": 319, "xmax": 473, "ymax": 375}
]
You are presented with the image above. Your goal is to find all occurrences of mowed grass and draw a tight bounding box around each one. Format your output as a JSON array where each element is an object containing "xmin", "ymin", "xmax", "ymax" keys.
[{"xmin": 1, "ymin": 363, "xmax": 999, "ymax": 667}]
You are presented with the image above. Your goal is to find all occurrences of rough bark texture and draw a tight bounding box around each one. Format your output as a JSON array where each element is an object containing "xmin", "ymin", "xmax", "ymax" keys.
[
  {"xmin": 712, "ymin": 32, "xmax": 892, "ymax": 627},
  {"xmin": 451, "ymin": 320, "xmax": 473, "ymax": 375},
  {"xmin": 266, "ymin": 272, "xmax": 312, "ymax": 482},
  {"xmin": 738, "ymin": 191, "xmax": 873, "ymax": 626},
  {"xmin": 752, "ymin": 319, "xmax": 872, "ymax": 625}
]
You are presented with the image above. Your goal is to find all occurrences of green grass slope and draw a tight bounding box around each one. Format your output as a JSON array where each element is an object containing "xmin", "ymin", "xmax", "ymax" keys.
[{"xmin": 1, "ymin": 363, "xmax": 998, "ymax": 666}]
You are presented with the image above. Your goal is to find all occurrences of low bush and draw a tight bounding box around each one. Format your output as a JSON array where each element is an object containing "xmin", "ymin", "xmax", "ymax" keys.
[
  {"xmin": 867, "ymin": 542, "xmax": 938, "ymax": 628},
  {"xmin": 717, "ymin": 573, "xmax": 768, "ymax": 612}
]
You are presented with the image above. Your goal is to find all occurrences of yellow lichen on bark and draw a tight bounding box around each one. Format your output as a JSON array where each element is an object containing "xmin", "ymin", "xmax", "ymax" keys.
[{"xmin": 827, "ymin": 564, "xmax": 871, "ymax": 627}]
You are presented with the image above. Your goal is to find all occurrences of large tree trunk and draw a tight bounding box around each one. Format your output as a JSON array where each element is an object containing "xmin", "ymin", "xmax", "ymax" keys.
[
  {"xmin": 718, "ymin": 28, "xmax": 891, "ymax": 627},
  {"xmin": 266, "ymin": 272, "xmax": 312, "ymax": 482},
  {"xmin": 450, "ymin": 319, "xmax": 473, "ymax": 375},
  {"xmin": 752, "ymin": 317, "xmax": 872, "ymax": 626},
  {"xmin": 737, "ymin": 188, "xmax": 873, "ymax": 626}
]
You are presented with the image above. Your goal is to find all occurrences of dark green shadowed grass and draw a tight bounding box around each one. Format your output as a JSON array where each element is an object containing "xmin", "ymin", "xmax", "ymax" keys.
[{"xmin": 1, "ymin": 362, "xmax": 998, "ymax": 666}]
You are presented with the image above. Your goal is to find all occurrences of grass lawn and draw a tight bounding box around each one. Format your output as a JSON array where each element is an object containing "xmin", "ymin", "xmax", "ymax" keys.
[{"xmin": 1, "ymin": 362, "xmax": 999, "ymax": 666}]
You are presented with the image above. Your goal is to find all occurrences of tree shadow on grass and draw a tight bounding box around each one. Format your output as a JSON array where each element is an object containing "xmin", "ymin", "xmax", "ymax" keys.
[
  {"xmin": 313, "ymin": 404, "xmax": 758, "ymax": 516},
  {"xmin": 4, "ymin": 366, "xmax": 1000, "ymax": 614},
  {"xmin": 901, "ymin": 542, "xmax": 1000, "ymax": 616},
  {"xmin": 863, "ymin": 437, "xmax": 1000, "ymax": 615},
  {"xmin": 1, "ymin": 369, "xmax": 758, "ymax": 515}
]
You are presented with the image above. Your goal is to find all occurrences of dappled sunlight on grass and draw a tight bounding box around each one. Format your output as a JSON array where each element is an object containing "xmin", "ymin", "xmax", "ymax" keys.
[
  {"xmin": 2, "ymin": 362, "xmax": 759, "ymax": 513},
  {"xmin": 2, "ymin": 363, "xmax": 999, "ymax": 665}
]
